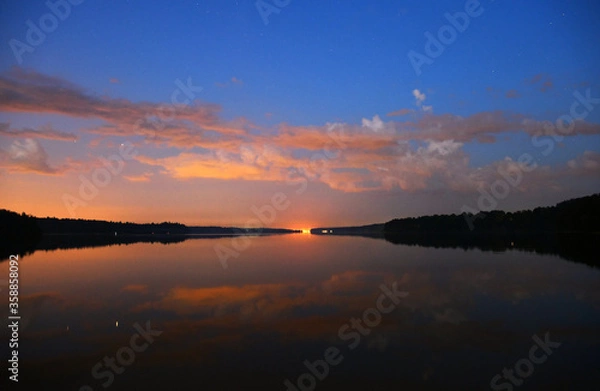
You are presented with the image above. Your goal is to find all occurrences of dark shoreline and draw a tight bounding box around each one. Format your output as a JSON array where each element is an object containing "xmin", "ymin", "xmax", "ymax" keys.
[
  {"xmin": 2, "ymin": 193, "xmax": 599, "ymax": 267},
  {"xmin": 1, "ymin": 231, "xmax": 299, "ymax": 261}
]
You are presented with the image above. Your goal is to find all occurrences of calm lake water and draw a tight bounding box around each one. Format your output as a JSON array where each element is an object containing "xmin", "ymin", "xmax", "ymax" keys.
[{"xmin": 2, "ymin": 234, "xmax": 599, "ymax": 390}]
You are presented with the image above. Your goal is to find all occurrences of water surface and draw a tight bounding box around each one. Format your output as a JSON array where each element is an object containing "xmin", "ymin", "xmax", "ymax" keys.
[{"xmin": 1, "ymin": 234, "xmax": 599, "ymax": 390}]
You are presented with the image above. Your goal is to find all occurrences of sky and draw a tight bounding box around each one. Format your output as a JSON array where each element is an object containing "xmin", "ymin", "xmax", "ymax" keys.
[{"xmin": 0, "ymin": 0, "xmax": 599, "ymax": 229}]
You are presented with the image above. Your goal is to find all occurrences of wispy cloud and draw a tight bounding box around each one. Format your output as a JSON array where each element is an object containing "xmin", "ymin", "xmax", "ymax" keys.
[
  {"xmin": 526, "ymin": 73, "xmax": 553, "ymax": 92},
  {"xmin": 505, "ymin": 89, "xmax": 521, "ymax": 99},
  {"xmin": 1, "ymin": 69, "xmax": 599, "ymax": 195},
  {"xmin": 0, "ymin": 122, "xmax": 77, "ymax": 142},
  {"xmin": 387, "ymin": 108, "xmax": 414, "ymax": 117},
  {"xmin": 0, "ymin": 138, "xmax": 64, "ymax": 175},
  {"xmin": 123, "ymin": 172, "xmax": 154, "ymax": 182},
  {"xmin": 216, "ymin": 76, "xmax": 244, "ymax": 88},
  {"xmin": 0, "ymin": 68, "xmax": 229, "ymax": 136}
]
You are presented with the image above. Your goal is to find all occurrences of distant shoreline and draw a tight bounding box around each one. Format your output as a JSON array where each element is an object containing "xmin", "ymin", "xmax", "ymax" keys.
[{"xmin": 2, "ymin": 193, "xmax": 598, "ymax": 267}]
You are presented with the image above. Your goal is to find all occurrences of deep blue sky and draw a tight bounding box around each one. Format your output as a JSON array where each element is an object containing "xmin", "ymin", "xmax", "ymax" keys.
[{"xmin": 2, "ymin": 1, "xmax": 598, "ymax": 121}]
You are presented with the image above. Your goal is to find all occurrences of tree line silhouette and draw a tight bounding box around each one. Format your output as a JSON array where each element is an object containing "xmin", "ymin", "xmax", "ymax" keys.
[
  {"xmin": 0, "ymin": 210, "xmax": 42, "ymax": 260},
  {"xmin": 1, "ymin": 193, "xmax": 598, "ymax": 264},
  {"xmin": 0, "ymin": 211, "xmax": 299, "ymax": 260},
  {"xmin": 384, "ymin": 193, "xmax": 600, "ymax": 234}
]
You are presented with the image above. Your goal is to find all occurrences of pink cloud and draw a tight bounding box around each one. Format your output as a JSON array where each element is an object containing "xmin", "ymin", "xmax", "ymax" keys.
[
  {"xmin": 525, "ymin": 73, "xmax": 553, "ymax": 92},
  {"xmin": 2, "ymin": 69, "xmax": 599, "ymax": 196},
  {"xmin": 387, "ymin": 108, "xmax": 414, "ymax": 117}
]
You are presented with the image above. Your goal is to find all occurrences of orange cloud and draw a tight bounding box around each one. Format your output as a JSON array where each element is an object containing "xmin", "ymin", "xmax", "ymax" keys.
[
  {"xmin": 134, "ymin": 271, "xmax": 387, "ymax": 321},
  {"xmin": 123, "ymin": 172, "xmax": 154, "ymax": 182},
  {"xmin": 2, "ymin": 68, "xmax": 599, "ymax": 195}
]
